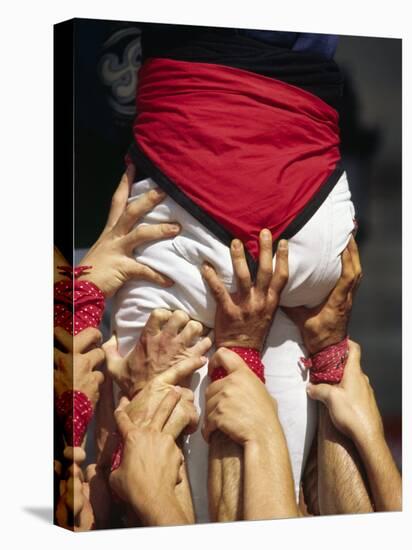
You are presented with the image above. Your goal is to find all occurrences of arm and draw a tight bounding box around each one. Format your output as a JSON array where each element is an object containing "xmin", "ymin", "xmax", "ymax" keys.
[
  {"xmin": 204, "ymin": 348, "xmax": 298, "ymax": 520},
  {"xmin": 307, "ymin": 341, "xmax": 401, "ymax": 512},
  {"xmin": 202, "ymin": 230, "xmax": 289, "ymax": 521},
  {"xmin": 284, "ymin": 236, "xmax": 374, "ymax": 514},
  {"xmin": 110, "ymin": 392, "xmax": 189, "ymax": 526},
  {"xmin": 104, "ymin": 310, "xmax": 212, "ymax": 523}
]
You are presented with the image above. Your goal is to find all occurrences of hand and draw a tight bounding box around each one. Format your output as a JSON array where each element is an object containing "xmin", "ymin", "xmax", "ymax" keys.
[
  {"xmin": 124, "ymin": 384, "xmax": 199, "ymax": 439},
  {"xmin": 54, "ymin": 327, "xmax": 105, "ymax": 406},
  {"xmin": 283, "ymin": 236, "xmax": 362, "ymax": 354},
  {"xmin": 306, "ymin": 340, "xmax": 384, "ymax": 446},
  {"xmin": 203, "ymin": 347, "xmax": 279, "ymax": 446},
  {"xmin": 77, "ymin": 165, "xmax": 180, "ymax": 297},
  {"xmin": 109, "ymin": 392, "xmax": 185, "ymax": 517},
  {"xmin": 55, "ymin": 446, "xmax": 95, "ymax": 531},
  {"xmin": 103, "ymin": 308, "xmax": 211, "ymax": 398},
  {"xmin": 201, "ymin": 230, "xmax": 288, "ymax": 350}
]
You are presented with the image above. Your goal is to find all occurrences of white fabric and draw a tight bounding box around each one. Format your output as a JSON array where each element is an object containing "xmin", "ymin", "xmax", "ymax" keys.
[{"xmin": 112, "ymin": 171, "xmax": 355, "ymax": 522}]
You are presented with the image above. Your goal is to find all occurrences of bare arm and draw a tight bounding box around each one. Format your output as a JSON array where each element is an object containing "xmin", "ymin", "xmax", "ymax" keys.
[
  {"xmin": 202, "ymin": 231, "xmax": 289, "ymax": 521},
  {"xmin": 204, "ymin": 348, "xmax": 298, "ymax": 521},
  {"xmin": 317, "ymin": 403, "xmax": 373, "ymax": 514},
  {"xmin": 355, "ymin": 430, "xmax": 401, "ymax": 512},
  {"xmin": 308, "ymin": 341, "xmax": 402, "ymax": 513}
]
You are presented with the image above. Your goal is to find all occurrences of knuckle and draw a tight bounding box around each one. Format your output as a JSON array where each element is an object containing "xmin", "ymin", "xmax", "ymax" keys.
[{"xmin": 174, "ymin": 310, "xmax": 189, "ymax": 323}]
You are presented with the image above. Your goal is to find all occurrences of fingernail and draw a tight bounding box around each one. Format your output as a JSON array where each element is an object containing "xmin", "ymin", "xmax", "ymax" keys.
[
  {"xmin": 278, "ymin": 239, "xmax": 288, "ymax": 249},
  {"xmin": 152, "ymin": 188, "xmax": 166, "ymax": 199},
  {"xmin": 169, "ymin": 223, "xmax": 180, "ymax": 233},
  {"xmin": 261, "ymin": 229, "xmax": 272, "ymax": 241},
  {"xmin": 202, "ymin": 262, "xmax": 211, "ymax": 271},
  {"xmin": 200, "ymin": 356, "xmax": 208, "ymax": 364},
  {"xmin": 232, "ymin": 239, "xmax": 241, "ymax": 250}
]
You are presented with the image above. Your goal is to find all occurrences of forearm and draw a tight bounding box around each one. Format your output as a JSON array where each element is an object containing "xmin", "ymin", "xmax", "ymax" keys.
[
  {"xmin": 208, "ymin": 430, "xmax": 243, "ymax": 522},
  {"xmin": 243, "ymin": 427, "xmax": 298, "ymax": 520},
  {"xmin": 131, "ymin": 491, "xmax": 189, "ymax": 527},
  {"xmin": 174, "ymin": 439, "xmax": 195, "ymax": 523},
  {"xmin": 317, "ymin": 403, "xmax": 373, "ymax": 514},
  {"xmin": 355, "ymin": 432, "xmax": 402, "ymax": 512}
]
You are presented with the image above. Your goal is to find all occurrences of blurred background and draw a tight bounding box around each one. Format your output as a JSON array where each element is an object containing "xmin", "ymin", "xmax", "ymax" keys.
[{"xmin": 73, "ymin": 20, "xmax": 402, "ymax": 467}]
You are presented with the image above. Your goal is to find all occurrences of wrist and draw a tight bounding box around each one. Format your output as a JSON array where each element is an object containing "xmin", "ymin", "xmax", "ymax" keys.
[{"xmin": 131, "ymin": 489, "xmax": 179, "ymax": 525}]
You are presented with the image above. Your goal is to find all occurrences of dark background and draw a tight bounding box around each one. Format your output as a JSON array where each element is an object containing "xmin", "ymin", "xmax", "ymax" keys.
[{"xmin": 74, "ymin": 20, "xmax": 402, "ymax": 466}]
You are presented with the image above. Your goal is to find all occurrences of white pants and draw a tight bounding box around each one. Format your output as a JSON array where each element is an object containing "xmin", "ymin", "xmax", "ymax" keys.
[{"xmin": 112, "ymin": 172, "xmax": 355, "ymax": 522}]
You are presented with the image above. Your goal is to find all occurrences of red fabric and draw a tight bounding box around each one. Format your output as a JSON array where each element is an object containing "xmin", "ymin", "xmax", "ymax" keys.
[
  {"xmin": 54, "ymin": 266, "xmax": 105, "ymax": 335},
  {"xmin": 211, "ymin": 347, "xmax": 265, "ymax": 383},
  {"xmin": 55, "ymin": 390, "xmax": 93, "ymax": 447},
  {"xmin": 133, "ymin": 58, "xmax": 341, "ymax": 260},
  {"xmin": 301, "ymin": 337, "xmax": 349, "ymax": 384}
]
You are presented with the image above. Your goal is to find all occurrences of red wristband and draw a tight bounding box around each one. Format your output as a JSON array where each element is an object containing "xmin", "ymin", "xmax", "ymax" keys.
[
  {"xmin": 300, "ymin": 337, "xmax": 349, "ymax": 384},
  {"xmin": 210, "ymin": 347, "xmax": 265, "ymax": 383},
  {"xmin": 55, "ymin": 390, "xmax": 93, "ymax": 447},
  {"xmin": 54, "ymin": 265, "xmax": 105, "ymax": 335}
]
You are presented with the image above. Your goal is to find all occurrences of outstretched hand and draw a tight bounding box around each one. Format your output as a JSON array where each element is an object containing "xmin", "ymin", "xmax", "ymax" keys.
[
  {"xmin": 103, "ymin": 308, "xmax": 212, "ymax": 398},
  {"xmin": 283, "ymin": 236, "xmax": 362, "ymax": 354},
  {"xmin": 202, "ymin": 230, "xmax": 288, "ymax": 350},
  {"xmin": 78, "ymin": 165, "xmax": 180, "ymax": 297}
]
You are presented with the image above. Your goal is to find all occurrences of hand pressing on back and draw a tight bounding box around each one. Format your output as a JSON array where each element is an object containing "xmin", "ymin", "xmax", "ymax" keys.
[
  {"xmin": 77, "ymin": 165, "xmax": 180, "ymax": 297},
  {"xmin": 201, "ymin": 230, "xmax": 288, "ymax": 350},
  {"xmin": 103, "ymin": 308, "xmax": 211, "ymax": 398}
]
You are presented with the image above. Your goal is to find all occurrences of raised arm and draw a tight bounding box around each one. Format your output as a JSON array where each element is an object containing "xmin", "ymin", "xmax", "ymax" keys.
[
  {"xmin": 204, "ymin": 348, "xmax": 298, "ymax": 520},
  {"xmin": 201, "ymin": 230, "xmax": 288, "ymax": 521}
]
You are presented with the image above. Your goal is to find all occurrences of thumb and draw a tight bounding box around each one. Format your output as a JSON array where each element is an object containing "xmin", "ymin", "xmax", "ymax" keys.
[
  {"xmin": 208, "ymin": 347, "xmax": 247, "ymax": 378},
  {"xmin": 158, "ymin": 355, "xmax": 208, "ymax": 385},
  {"xmin": 306, "ymin": 382, "xmax": 332, "ymax": 405},
  {"xmin": 281, "ymin": 305, "xmax": 310, "ymax": 327},
  {"xmin": 102, "ymin": 334, "xmax": 123, "ymax": 378}
]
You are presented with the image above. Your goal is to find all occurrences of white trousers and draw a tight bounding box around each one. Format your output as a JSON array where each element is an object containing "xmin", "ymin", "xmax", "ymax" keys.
[{"xmin": 112, "ymin": 172, "xmax": 355, "ymax": 522}]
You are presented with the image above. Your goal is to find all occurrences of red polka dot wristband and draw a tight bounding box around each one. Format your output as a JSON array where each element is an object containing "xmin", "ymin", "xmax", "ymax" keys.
[
  {"xmin": 54, "ymin": 265, "xmax": 105, "ymax": 335},
  {"xmin": 55, "ymin": 390, "xmax": 93, "ymax": 447},
  {"xmin": 210, "ymin": 347, "xmax": 265, "ymax": 383},
  {"xmin": 300, "ymin": 337, "xmax": 349, "ymax": 384}
]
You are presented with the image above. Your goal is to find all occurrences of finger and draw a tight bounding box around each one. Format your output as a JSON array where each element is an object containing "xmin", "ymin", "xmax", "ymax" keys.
[
  {"xmin": 182, "ymin": 402, "xmax": 200, "ymax": 435},
  {"xmin": 104, "ymin": 166, "xmax": 134, "ymax": 231},
  {"xmin": 54, "ymin": 327, "xmax": 74, "ymax": 352},
  {"xmin": 306, "ymin": 382, "xmax": 332, "ymax": 405},
  {"xmin": 178, "ymin": 319, "xmax": 204, "ymax": 346},
  {"xmin": 93, "ymin": 370, "xmax": 105, "ymax": 386},
  {"xmin": 73, "ymin": 328, "xmax": 103, "ymax": 354},
  {"xmin": 202, "ymin": 415, "xmax": 218, "ymax": 442},
  {"xmin": 341, "ymin": 340, "xmax": 362, "ymax": 380},
  {"xmin": 347, "ymin": 236, "xmax": 363, "ymax": 291},
  {"xmin": 329, "ymin": 248, "xmax": 355, "ymax": 304},
  {"xmin": 205, "ymin": 377, "xmax": 227, "ymax": 401},
  {"xmin": 270, "ymin": 239, "xmax": 289, "ymax": 294},
  {"xmin": 114, "ymin": 407, "xmax": 135, "ymax": 439},
  {"xmin": 126, "ymin": 260, "xmax": 174, "ymax": 287},
  {"xmin": 158, "ymin": 355, "xmax": 208, "ymax": 385},
  {"xmin": 113, "ymin": 188, "xmax": 167, "ymax": 236},
  {"xmin": 83, "ymin": 347, "xmax": 105, "ymax": 369},
  {"xmin": 162, "ymin": 310, "xmax": 190, "ymax": 337},
  {"xmin": 102, "ymin": 334, "xmax": 123, "ymax": 379},
  {"xmin": 150, "ymin": 390, "xmax": 182, "ymax": 431},
  {"xmin": 118, "ymin": 395, "xmax": 131, "ymax": 410},
  {"xmin": 141, "ymin": 309, "xmax": 173, "ymax": 338},
  {"xmin": 208, "ymin": 347, "xmax": 247, "ymax": 378},
  {"xmin": 54, "ymin": 347, "xmax": 68, "ymax": 370},
  {"xmin": 123, "ymin": 222, "xmax": 180, "ymax": 251},
  {"xmin": 281, "ymin": 304, "xmax": 311, "ymax": 328},
  {"xmin": 188, "ymin": 336, "xmax": 213, "ymax": 358},
  {"xmin": 230, "ymin": 239, "xmax": 252, "ymax": 294},
  {"xmin": 256, "ymin": 229, "xmax": 274, "ymax": 291},
  {"xmin": 201, "ymin": 263, "xmax": 232, "ymax": 310}
]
